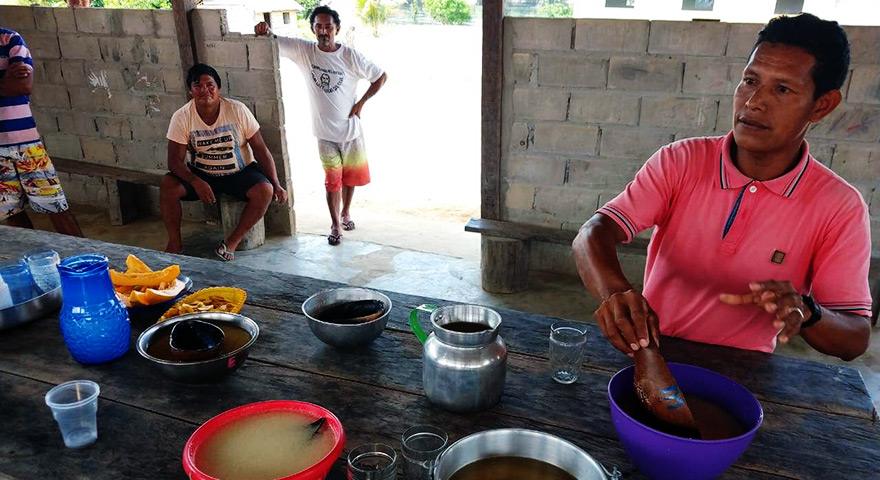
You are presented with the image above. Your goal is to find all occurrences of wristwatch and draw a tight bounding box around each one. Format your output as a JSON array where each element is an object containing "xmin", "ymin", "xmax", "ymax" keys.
[{"xmin": 800, "ymin": 294, "xmax": 822, "ymax": 328}]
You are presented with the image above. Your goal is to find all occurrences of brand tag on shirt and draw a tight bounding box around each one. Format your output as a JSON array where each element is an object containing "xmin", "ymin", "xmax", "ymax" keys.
[{"xmin": 771, "ymin": 250, "xmax": 786, "ymax": 265}]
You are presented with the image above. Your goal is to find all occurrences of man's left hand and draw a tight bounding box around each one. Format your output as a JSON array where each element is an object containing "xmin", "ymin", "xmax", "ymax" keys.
[
  {"xmin": 349, "ymin": 102, "xmax": 363, "ymax": 118},
  {"xmin": 8, "ymin": 63, "xmax": 33, "ymax": 79},
  {"xmin": 273, "ymin": 184, "xmax": 288, "ymax": 204},
  {"xmin": 719, "ymin": 280, "xmax": 809, "ymax": 343}
]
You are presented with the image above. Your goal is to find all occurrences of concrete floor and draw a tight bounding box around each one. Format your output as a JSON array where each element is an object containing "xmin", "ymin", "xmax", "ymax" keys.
[{"xmin": 21, "ymin": 203, "xmax": 880, "ymax": 411}]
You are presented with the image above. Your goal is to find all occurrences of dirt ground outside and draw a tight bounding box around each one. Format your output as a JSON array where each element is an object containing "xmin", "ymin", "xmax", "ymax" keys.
[{"xmin": 278, "ymin": 22, "xmax": 483, "ymax": 259}]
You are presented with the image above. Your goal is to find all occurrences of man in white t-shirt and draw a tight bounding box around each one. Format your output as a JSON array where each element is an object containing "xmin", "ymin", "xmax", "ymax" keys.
[
  {"xmin": 255, "ymin": 7, "xmax": 387, "ymax": 246},
  {"xmin": 161, "ymin": 63, "xmax": 288, "ymax": 261}
]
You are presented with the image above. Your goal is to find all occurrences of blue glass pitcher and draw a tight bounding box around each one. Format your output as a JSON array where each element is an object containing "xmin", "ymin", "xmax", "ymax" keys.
[{"xmin": 57, "ymin": 254, "xmax": 130, "ymax": 364}]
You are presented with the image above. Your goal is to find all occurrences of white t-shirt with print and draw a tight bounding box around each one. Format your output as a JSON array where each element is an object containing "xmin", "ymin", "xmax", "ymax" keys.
[
  {"xmin": 166, "ymin": 97, "xmax": 260, "ymax": 176},
  {"xmin": 277, "ymin": 36, "xmax": 384, "ymax": 143}
]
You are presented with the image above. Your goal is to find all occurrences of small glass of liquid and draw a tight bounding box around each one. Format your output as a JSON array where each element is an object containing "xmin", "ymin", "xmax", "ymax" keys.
[
  {"xmin": 401, "ymin": 425, "xmax": 448, "ymax": 480},
  {"xmin": 347, "ymin": 443, "xmax": 398, "ymax": 480}
]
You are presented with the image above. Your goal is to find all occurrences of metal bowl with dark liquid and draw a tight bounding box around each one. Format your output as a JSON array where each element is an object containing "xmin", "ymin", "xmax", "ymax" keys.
[
  {"xmin": 302, "ymin": 288, "xmax": 392, "ymax": 348},
  {"xmin": 169, "ymin": 319, "xmax": 225, "ymax": 362}
]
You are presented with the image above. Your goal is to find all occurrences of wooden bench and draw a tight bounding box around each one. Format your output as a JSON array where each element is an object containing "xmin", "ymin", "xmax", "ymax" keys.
[{"xmin": 52, "ymin": 158, "xmax": 265, "ymax": 250}]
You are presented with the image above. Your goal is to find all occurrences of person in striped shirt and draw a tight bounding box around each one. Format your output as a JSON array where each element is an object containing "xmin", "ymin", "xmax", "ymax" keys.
[{"xmin": 1, "ymin": 27, "xmax": 82, "ymax": 237}]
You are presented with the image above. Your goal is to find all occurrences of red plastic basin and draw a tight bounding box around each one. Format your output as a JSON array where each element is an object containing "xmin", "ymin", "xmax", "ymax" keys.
[{"xmin": 183, "ymin": 400, "xmax": 346, "ymax": 480}]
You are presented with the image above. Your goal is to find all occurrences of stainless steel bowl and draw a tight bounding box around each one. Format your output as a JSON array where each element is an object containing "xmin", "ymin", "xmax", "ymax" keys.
[
  {"xmin": 136, "ymin": 312, "xmax": 259, "ymax": 384},
  {"xmin": 302, "ymin": 287, "xmax": 392, "ymax": 348},
  {"xmin": 0, "ymin": 286, "xmax": 62, "ymax": 331},
  {"xmin": 433, "ymin": 429, "xmax": 620, "ymax": 480}
]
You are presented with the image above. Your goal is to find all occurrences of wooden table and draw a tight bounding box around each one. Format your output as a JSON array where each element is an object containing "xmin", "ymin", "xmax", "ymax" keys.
[{"xmin": 0, "ymin": 226, "xmax": 877, "ymax": 480}]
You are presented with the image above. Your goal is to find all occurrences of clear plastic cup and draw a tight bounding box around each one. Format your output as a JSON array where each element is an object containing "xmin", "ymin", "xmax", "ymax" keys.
[
  {"xmin": 347, "ymin": 443, "xmax": 398, "ymax": 480},
  {"xmin": 401, "ymin": 425, "xmax": 448, "ymax": 480},
  {"xmin": 0, "ymin": 259, "xmax": 37, "ymax": 304},
  {"xmin": 45, "ymin": 380, "xmax": 100, "ymax": 449},
  {"xmin": 24, "ymin": 249, "xmax": 61, "ymax": 294}
]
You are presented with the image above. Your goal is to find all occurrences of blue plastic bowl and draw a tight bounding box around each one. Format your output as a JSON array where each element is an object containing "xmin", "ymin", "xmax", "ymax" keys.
[{"xmin": 608, "ymin": 363, "xmax": 763, "ymax": 480}]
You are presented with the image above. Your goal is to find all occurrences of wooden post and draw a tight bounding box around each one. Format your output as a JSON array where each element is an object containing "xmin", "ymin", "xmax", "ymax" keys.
[
  {"xmin": 171, "ymin": 0, "xmax": 198, "ymax": 74},
  {"xmin": 481, "ymin": 0, "xmax": 503, "ymax": 221},
  {"xmin": 481, "ymin": 236, "xmax": 529, "ymax": 293}
]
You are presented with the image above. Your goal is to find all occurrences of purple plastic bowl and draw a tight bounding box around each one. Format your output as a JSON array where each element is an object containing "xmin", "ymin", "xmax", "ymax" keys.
[{"xmin": 608, "ymin": 363, "xmax": 763, "ymax": 480}]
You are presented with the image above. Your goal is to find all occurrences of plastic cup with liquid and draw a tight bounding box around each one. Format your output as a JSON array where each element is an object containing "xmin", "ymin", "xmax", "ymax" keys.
[
  {"xmin": 45, "ymin": 380, "xmax": 100, "ymax": 448},
  {"xmin": 24, "ymin": 249, "xmax": 61, "ymax": 294}
]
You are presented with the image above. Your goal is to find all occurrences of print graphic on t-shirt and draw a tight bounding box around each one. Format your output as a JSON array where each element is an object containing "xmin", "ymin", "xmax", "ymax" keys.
[
  {"xmin": 189, "ymin": 124, "xmax": 245, "ymax": 174},
  {"xmin": 311, "ymin": 64, "xmax": 344, "ymax": 93}
]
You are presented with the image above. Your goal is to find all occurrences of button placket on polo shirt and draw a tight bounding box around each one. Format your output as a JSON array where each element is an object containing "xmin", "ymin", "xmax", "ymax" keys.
[{"xmin": 719, "ymin": 182, "xmax": 762, "ymax": 254}]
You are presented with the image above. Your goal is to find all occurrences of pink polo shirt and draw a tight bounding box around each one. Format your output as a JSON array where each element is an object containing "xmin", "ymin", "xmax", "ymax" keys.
[{"xmin": 598, "ymin": 132, "xmax": 873, "ymax": 353}]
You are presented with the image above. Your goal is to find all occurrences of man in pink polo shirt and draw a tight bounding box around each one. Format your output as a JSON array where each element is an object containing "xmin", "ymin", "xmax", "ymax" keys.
[{"xmin": 572, "ymin": 13, "xmax": 871, "ymax": 361}]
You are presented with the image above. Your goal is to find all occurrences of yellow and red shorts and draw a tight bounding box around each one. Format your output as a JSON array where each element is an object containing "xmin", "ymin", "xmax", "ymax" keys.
[
  {"xmin": 0, "ymin": 141, "xmax": 69, "ymax": 220},
  {"xmin": 318, "ymin": 136, "xmax": 370, "ymax": 193}
]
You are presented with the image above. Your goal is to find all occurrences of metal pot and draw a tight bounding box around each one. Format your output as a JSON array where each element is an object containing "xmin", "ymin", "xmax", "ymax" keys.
[
  {"xmin": 409, "ymin": 304, "xmax": 507, "ymax": 413},
  {"xmin": 433, "ymin": 429, "xmax": 621, "ymax": 480}
]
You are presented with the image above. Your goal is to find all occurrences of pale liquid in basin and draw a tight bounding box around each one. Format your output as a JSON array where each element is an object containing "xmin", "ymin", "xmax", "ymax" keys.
[{"xmin": 195, "ymin": 412, "xmax": 335, "ymax": 480}]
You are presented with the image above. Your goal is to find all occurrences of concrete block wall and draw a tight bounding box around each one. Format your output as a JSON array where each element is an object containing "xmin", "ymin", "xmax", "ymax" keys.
[
  {"xmin": 502, "ymin": 18, "xmax": 880, "ymax": 277},
  {"xmin": 1, "ymin": 5, "xmax": 294, "ymax": 234}
]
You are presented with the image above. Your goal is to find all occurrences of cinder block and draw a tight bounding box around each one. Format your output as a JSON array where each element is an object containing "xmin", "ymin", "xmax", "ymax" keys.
[
  {"xmin": 503, "ymin": 183, "xmax": 536, "ymax": 211},
  {"xmin": 847, "ymin": 66, "xmax": 880, "ymax": 104},
  {"xmin": 255, "ymin": 99, "xmax": 282, "ymax": 125},
  {"xmin": 534, "ymin": 185, "xmax": 601, "ymax": 218},
  {"xmin": 726, "ymin": 24, "xmax": 762, "ymax": 58},
  {"xmin": 649, "ymin": 21, "xmax": 729, "ymax": 56},
  {"xmin": 512, "ymin": 87, "xmax": 569, "ymax": 121},
  {"xmin": 42, "ymin": 134, "xmax": 82, "ymax": 159},
  {"xmin": 83, "ymin": 64, "xmax": 126, "ymax": 91},
  {"xmin": 74, "ymin": 8, "xmax": 117, "ymax": 34},
  {"xmin": 845, "ymin": 26, "xmax": 880, "ymax": 64},
  {"xmin": 23, "ymin": 32, "xmax": 60, "ymax": 60},
  {"xmin": 33, "ymin": 60, "xmax": 63, "ymax": 85},
  {"xmin": 57, "ymin": 112, "xmax": 99, "ymax": 137},
  {"xmin": 33, "ymin": 7, "xmax": 56, "ymax": 32},
  {"xmin": 509, "ymin": 18, "xmax": 573, "ymax": 51},
  {"xmin": 673, "ymin": 129, "xmax": 718, "ymax": 142},
  {"xmin": 145, "ymin": 93, "xmax": 187, "ymax": 118},
  {"xmin": 120, "ymin": 10, "xmax": 154, "ymax": 37},
  {"xmin": 53, "ymin": 8, "xmax": 76, "ymax": 33},
  {"xmin": 512, "ymin": 53, "xmax": 534, "ymax": 84},
  {"xmin": 537, "ymin": 54, "xmax": 606, "ymax": 88},
  {"xmin": 806, "ymin": 141, "xmax": 834, "ymax": 167},
  {"xmin": 569, "ymin": 91, "xmax": 639, "ymax": 125},
  {"xmin": 110, "ymin": 93, "xmax": 146, "ymax": 116},
  {"xmin": 504, "ymin": 208, "xmax": 558, "ymax": 228},
  {"xmin": 81, "ymin": 137, "xmax": 115, "ymax": 165},
  {"xmin": 0, "ymin": 6, "xmax": 36, "ymax": 32},
  {"xmin": 574, "ymin": 19, "xmax": 648, "ymax": 53},
  {"xmin": 640, "ymin": 96, "xmax": 718, "ymax": 128},
  {"xmin": 532, "ymin": 122, "xmax": 599, "ymax": 155},
  {"xmin": 95, "ymin": 116, "xmax": 132, "ymax": 139},
  {"xmin": 153, "ymin": 11, "xmax": 176, "ymax": 38},
  {"xmin": 122, "ymin": 65, "xmax": 165, "ymax": 92},
  {"xmin": 200, "ymin": 41, "xmax": 248, "ymax": 69},
  {"xmin": 31, "ymin": 108, "xmax": 57, "ymax": 134},
  {"xmin": 831, "ymin": 143, "xmax": 880, "ymax": 182},
  {"xmin": 58, "ymin": 34, "xmax": 100, "ymax": 60},
  {"xmin": 227, "ymin": 71, "xmax": 278, "ymax": 98},
  {"xmin": 509, "ymin": 122, "xmax": 533, "ymax": 152},
  {"xmin": 505, "ymin": 154, "xmax": 566, "ymax": 186},
  {"xmin": 69, "ymin": 86, "xmax": 111, "ymax": 112},
  {"xmin": 808, "ymin": 105, "xmax": 880, "ymax": 142},
  {"xmin": 114, "ymin": 139, "xmax": 160, "ymax": 170},
  {"xmin": 259, "ymin": 126, "xmax": 284, "ymax": 155},
  {"xmin": 152, "ymin": 38, "xmax": 180, "ymax": 65},
  {"xmin": 715, "ymin": 97, "xmax": 733, "ymax": 132},
  {"xmin": 163, "ymin": 70, "xmax": 186, "ymax": 93},
  {"xmin": 567, "ymin": 157, "xmax": 641, "ymax": 189},
  {"xmin": 30, "ymin": 84, "xmax": 70, "ymax": 109},
  {"xmin": 191, "ymin": 9, "xmax": 227, "ymax": 39},
  {"xmin": 871, "ymin": 188, "xmax": 879, "ymax": 218},
  {"xmin": 247, "ymin": 40, "xmax": 275, "ymax": 70},
  {"xmin": 130, "ymin": 116, "xmax": 169, "ymax": 141},
  {"xmin": 600, "ymin": 127, "xmax": 671, "ymax": 159},
  {"xmin": 683, "ymin": 60, "xmax": 742, "ymax": 95},
  {"xmin": 608, "ymin": 57, "xmax": 682, "ymax": 93},
  {"xmin": 61, "ymin": 61, "xmax": 87, "ymax": 87},
  {"xmin": 872, "ymin": 217, "xmax": 880, "ymax": 251}
]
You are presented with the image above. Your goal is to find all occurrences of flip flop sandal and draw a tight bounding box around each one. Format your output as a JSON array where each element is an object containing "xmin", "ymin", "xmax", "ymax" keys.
[
  {"xmin": 341, "ymin": 220, "xmax": 356, "ymax": 231},
  {"xmin": 215, "ymin": 241, "xmax": 234, "ymax": 261},
  {"xmin": 328, "ymin": 233, "xmax": 342, "ymax": 246}
]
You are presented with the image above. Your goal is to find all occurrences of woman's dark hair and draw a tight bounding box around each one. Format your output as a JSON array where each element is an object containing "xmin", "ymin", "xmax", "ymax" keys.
[
  {"xmin": 309, "ymin": 5, "xmax": 341, "ymax": 29},
  {"xmin": 752, "ymin": 13, "xmax": 850, "ymax": 99},
  {"xmin": 186, "ymin": 63, "xmax": 222, "ymax": 90}
]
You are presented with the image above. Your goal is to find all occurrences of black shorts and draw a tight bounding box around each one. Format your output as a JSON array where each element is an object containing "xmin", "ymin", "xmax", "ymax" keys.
[{"xmin": 176, "ymin": 163, "xmax": 270, "ymax": 202}]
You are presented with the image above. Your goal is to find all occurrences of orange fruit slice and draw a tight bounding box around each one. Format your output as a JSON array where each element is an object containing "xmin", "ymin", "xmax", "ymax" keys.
[
  {"xmin": 110, "ymin": 264, "xmax": 180, "ymax": 288},
  {"xmin": 125, "ymin": 254, "xmax": 153, "ymax": 274},
  {"xmin": 142, "ymin": 279, "xmax": 187, "ymax": 304}
]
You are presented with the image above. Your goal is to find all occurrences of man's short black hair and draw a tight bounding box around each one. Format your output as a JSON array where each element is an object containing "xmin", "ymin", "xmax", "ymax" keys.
[
  {"xmin": 186, "ymin": 63, "xmax": 222, "ymax": 90},
  {"xmin": 752, "ymin": 13, "xmax": 850, "ymax": 99},
  {"xmin": 309, "ymin": 5, "xmax": 341, "ymax": 28}
]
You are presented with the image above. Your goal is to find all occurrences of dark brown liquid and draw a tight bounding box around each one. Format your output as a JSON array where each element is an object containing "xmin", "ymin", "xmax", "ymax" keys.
[
  {"xmin": 146, "ymin": 323, "xmax": 251, "ymax": 362},
  {"xmin": 618, "ymin": 390, "xmax": 747, "ymax": 440},
  {"xmin": 449, "ymin": 456, "xmax": 577, "ymax": 480},
  {"xmin": 442, "ymin": 322, "xmax": 491, "ymax": 333},
  {"xmin": 314, "ymin": 300, "xmax": 385, "ymax": 324}
]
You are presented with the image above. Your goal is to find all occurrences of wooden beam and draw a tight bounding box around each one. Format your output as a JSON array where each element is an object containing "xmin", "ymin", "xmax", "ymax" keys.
[
  {"xmin": 481, "ymin": 0, "xmax": 503, "ymax": 220},
  {"xmin": 171, "ymin": 0, "xmax": 198, "ymax": 74}
]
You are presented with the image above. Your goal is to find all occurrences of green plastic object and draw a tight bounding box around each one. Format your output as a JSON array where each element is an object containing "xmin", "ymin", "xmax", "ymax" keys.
[{"xmin": 409, "ymin": 304, "xmax": 439, "ymax": 344}]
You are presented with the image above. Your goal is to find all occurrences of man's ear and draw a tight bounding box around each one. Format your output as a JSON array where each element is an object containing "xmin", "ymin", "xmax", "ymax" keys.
[{"xmin": 809, "ymin": 89, "xmax": 842, "ymax": 124}]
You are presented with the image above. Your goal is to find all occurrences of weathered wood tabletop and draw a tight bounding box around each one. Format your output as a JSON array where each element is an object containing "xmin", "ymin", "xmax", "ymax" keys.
[{"xmin": 0, "ymin": 226, "xmax": 878, "ymax": 480}]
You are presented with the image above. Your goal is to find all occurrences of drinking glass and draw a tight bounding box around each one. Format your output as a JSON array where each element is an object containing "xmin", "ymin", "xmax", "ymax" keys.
[
  {"xmin": 347, "ymin": 443, "xmax": 398, "ymax": 480},
  {"xmin": 0, "ymin": 259, "xmax": 37, "ymax": 305},
  {"xmin": 24, "ymin": 249, "xmax": 61, "ymax": 294},
  {"xmin": 401, "ymin": 425, "xmax": 448, "ymax": 480},
  {"xmin": 549, "ymin": 321, "xmax": 588, "ymax": 384}
]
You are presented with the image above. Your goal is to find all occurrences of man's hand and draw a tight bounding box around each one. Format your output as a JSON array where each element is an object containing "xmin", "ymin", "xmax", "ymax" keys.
[
  {"xmin": 193, "ymin": 179, "xmax": 216, "ymax": 205},
  {"xmin": 8, "ymin": 63, "xmax": 33, "ymax": 79},
  {"xmin": 594, "ymin": 289, "xmax": 660, "ymax": 356},
  {"xmin": 254, "ymin": 22, "xmax": 272, "ymax": 36},
  {"xmin": 719, "ymin": 281, "xmax": 808, "ymax": 344},
  {"xmin": 272, "ymin": 183, "xmax": 288, "ymax": 204},
  {"xmin": 349, "ymin": 101, "xmax": 363, "ymax": 118}
]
